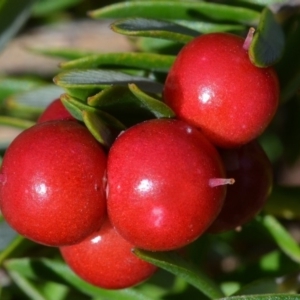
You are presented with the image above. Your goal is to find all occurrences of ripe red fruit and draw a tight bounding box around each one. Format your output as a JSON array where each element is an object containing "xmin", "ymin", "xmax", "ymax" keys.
[
  {"xmin": 38, "ymin": 98, "xmax": 75, "ymax": 123},
  {"xmin": 208, "ymin": 140, "xmax": 273, "ymax": 233},
  {"xmin": 163, "ymin": 32, "xmax": 279, "ymax": 148},
  {"xmin": 107, "ymin": 119, "xmax": 227, "ymax": 251},
  {"xmin": 60, "ymin": 218, "xmax": 157, "ymax": 289},
  {"xmin": 0, "ymin": 121, "xmax": 107, "ymax": 246}
]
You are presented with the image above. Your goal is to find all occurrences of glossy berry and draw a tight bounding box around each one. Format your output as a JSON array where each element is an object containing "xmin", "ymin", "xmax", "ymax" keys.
[
  {"xmin": 163, "ymin": 32, "xmax": 279, "ymax": 148},
  {"xmin": 0, "ymin": 121, "xmax": 107, "ymax": 246},
  {"xmin": 38, "ymin": 98, "xmax": 75, "ymax": 123},
  {"xmin": 60, "ymin": 218, "xmax": 157, "ymax": 289},
  {"xmin": 208, "ymin": 140, "xmax": 273, "ymax": 233},
  {"xmin": 107, "ymin": 119, "xmax": 227, "ymax": 251}
]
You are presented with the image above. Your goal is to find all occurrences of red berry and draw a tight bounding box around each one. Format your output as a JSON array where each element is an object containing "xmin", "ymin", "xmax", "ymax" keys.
[
  {"xmin": 60, "ymin": 218, "xmax": 157, "ymax": 289},
  {"xmin": 208, "ymin": 140, "xmax": 273, "ymax": 233},
  {"xmin": 38, "ymin": 98, "xmax": 75, "ymax": 123},
  {"xmin": 163, "ymin": 32, "xmax": 279, "ymax": 148},
  {"xmin": 107, "ymin": 119, "xmax": 226, "ymax": 251},
  {"xmin": 0, "ymin": 121, "xmax": 107, "ymax": 246}
]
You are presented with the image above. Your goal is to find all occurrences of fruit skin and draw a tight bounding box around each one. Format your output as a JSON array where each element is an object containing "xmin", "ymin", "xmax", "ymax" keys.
[
  {"xmin": 60, "ymin": 218, "xmax": 157, "ymax": 289},
  {"xmin": 208, "ymin": 140, "xmax": 273, "ymax": 233},
  {"xmin": 107, "ymin": 119, "xmax": 226, "ymax": 251},
  {"xmin": 38, "ymin": 98, "xmax": 75, "ymax": 123},
  {"xmin": 0, "ymin": 121, "xmax": 107, "ymax": 246},
  {"xmin": 163, "ymin": 32, "xmax": 279, "ymax": 148}
]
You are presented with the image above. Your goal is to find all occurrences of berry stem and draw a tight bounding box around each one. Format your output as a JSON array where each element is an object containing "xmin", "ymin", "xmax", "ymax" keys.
[
  {"xmin": 243, "ymin": 27, "xmax": 255, "ymax": 51},
  {"xmin": 209, "ymin": 178, "xmax": 235, "ymax": 188}
]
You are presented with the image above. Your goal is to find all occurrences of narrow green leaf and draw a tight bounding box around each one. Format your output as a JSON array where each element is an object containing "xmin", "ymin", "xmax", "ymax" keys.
[
  {"xmin": 258, "ymin": 214, "xmax": 300, "ymax": 263},
  {"xmin": 33, "ymin": 0, "xmax": 82, "ymax": 17},
  {"xmin": 82, "ymin": 110, "xmax": 118, "ymax": 149},
  {"xmin": 61, "ymin": 93, "xmax": 126, "ymax": 131},
  {"xmin": 0, "ymin": 77, "xmax": 43, "ymax": 102},
  {"xmin": 128, "ymin": 83, "xmax": 175, "ymax": 118},
  {"xmin": 60, "ymin": 52, "xmax": 175, "ymax": 72},
  {"xmin": 0, "ymin": 116, "xmax": 35, "ymax": 129},
  {"xmin": 265, "ymin": 186, "xmax": 300, "ymax": 220},
  {"xmin": 216, "ymin": 294, "xmax": 300, "ymax": 300},
  {"xmin": 54, "ymin": 69, "xmax": 163, "ymax": 94},
  {"xmin": 29, "ymin": 46, "xmax": 97, "ymax": 60},
  {"xmin": 7, "ymin": 270, "xmax": 46, "ymax": 300},
  {"xmin": 0, "ymin": 0, "xmax": 36, "ymax": 52},
  {"xmin": 5, "ymin": 258, "xmax": 154, "ymax": 300},
  {"xmin": 111, "ymin": 18, "xmax": 197, "ymax": 44},
  {"xmin": 234, "ymin": 271, "xmax": 300, "ymax": 296},
  {"xmin": 133, "ymin": 249, "xmax": 225, "ymax": 299},
  {"xmin": 5, "ymin": 85, "xmax": 64, "ymax": 112},
  {"xmin": 88, "ymin": 86, "xmax": 162, "ymax": 126},
  {"xmin": 249, "ymin": 8, "xmax": 285, "ymax": 67},
  {"xmin": 90, "ymin": 1, "xmax": 260, "ymax": 26}
]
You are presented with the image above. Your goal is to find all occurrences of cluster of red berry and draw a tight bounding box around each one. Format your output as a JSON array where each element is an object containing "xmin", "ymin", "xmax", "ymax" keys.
[{"xmin": 0, "ymin": 32, "xmax": 278, "ymax": 289}]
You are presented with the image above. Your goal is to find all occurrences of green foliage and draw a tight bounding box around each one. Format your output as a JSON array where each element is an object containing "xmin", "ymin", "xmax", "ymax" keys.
[{"xmin": 1, "ymin": 0, "xmax": 300, "ymax": 299}]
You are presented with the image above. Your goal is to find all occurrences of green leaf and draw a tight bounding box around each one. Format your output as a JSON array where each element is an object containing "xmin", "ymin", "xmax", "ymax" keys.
[
  {"xmin": 82, "ymin": 110, "xmax": 118, "ymax": 149},
  {"xmin": 7, "ymin": 270, "xmax": 47, "ymax": 300},
  {"xmin": 234, "ymin": 0, "xmax": 286, "ymax": 5},
  {"xmin": 61, "ymin": 93, "xmax": 126, "ymax": 131},
  {"xmin": 32, "ymin": 0, "xmax": 82, "ymax": 17},
  {"xmin": 249, "ymin": 8, "xmax": 285, "ymax": 67},
  {"xmin": 0, "ymin": 77, "xmax": 44, "ymax": 103},
  {"xmin": 29, "ymin": 46, "xmax": 97, "ymax": 60},
  {"xmin": 0, "ymin": 116, "xmax": 35, "ymax": 129},
  {"xmin": 128, "ymin": 83, "xmax": 175, "ymax": 118},
  {"xmin": 0, "ymin": 0, "xmax": 36, "ymax": 52},
  {"xmin": 60, "ymin": 52, "xmax": 175, "ymax": 72},
  {"xmin": 234, "ymin": 272, "xmax": 300, "ymax": 296},
  {"xmin": 54, "ymin": 69, "xmax": 163, "ymax": 94},
  {"xmin": 216, "ymin": 294, "xmax": 300, "ymax": 300},
  {"xmin": 258, "ymin": 214, "xmax": 300, "ymax": 263},
  {"xmin": 133, "ymin": 249, "xmax": 225, "ymax": 299},
  {"xmin": 264, "ymin": 186, "xmax": 300, "ymax": 220},
  {"xmin": 90, "ymin": 1, "xmax": 260, "ymax": 26},
  {"xmin": 111, "ymin": 18, "xmax": 197, "ymax": 44},
  {"xmin": 5, "ymin": 258, "xmax": 154, "ymax": 300}
]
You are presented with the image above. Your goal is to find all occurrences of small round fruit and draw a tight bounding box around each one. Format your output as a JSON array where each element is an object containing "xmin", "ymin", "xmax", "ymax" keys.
[
  {"xmin": 208, "ymin": 140, "xmax": 273, "ymax": 233},
  {"xmin": 163, "ymin": 32, "xmax": 279, "ymax": 148},
  {"xmin": 0, "ymin": 121, "xmax": 107, "ymax": 246},
  {"xmin": 107, "ymin": 119, "xmax": 226, "ymax": 251},
  {"xmin": 38, "ymin": 98, "xmax": 75, "ymax": 123},
  {"xmin": 60, "ymin": 218, "xmax": 157, "ymax": 289}
]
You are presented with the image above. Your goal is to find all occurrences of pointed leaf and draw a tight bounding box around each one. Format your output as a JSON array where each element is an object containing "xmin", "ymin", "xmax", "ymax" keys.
[
  {"xmin": 5, "ymin": 258, "xmax": 154, "ymax": 300},
  {"xmin": 133, "ymin": 249, "xmax": 224, "ymax": 299},
  {"xmin": 29, "ymin": 46, "xmax": 96, "ymax": 60},
  {"xmin": 90, "ymin": 1, "xmax": 260, "ymax": 26},
  {"xmin": 128, "ymin": 83, "xmax": 175, "ymax": 118},
  {"xmin": 61, "ymin": 93, "xmax": 126, "ymax": 131},
  {"xmin": 32, "ymin": 0, "xmax": 82, "ymax": 17},
  {"xmin": 82, "ymin": 110, "xmax": 118, "ymax": 149},
  {"xmin": 258, "ymin": 214, "xmax": 300, "ymax": 263},
  {"xmin": 88, "ymin": 85, "xmax": 165, "ymax": 126},
  {"xmin": 60, "ymin": 52, "xmax": 175, "ymax": 72},
  {"xmin": 234, "ymin": 272, "xmax": 300, "ymax": 296},
  {"xmin": 249, "ymin": 8, "xmax": 285, "ymax": 67},
  {"xmin": 0, "ymin": 116, "xmax": 35, "ymax": 129},
  {"xmin": 7, "ymin": 270, "xmax": 46, "ymax": 300},
  {"xmin": 0, "ymin": 0, "xmax": 36, "ymax": 52},
  {"xmin": 111, "ymin": 18, "xmax": 197, "ymax": 44},
  {"xmin": 54, "ymin": 69, "xmax": 163, "ymax": 94}
]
